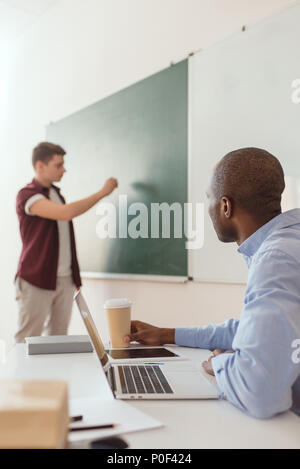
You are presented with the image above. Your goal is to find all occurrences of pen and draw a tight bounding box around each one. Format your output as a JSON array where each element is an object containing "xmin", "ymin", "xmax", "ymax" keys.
[
  {"xmin": 146, "ymin": 363, "xmax": 164, "ymax": 365},
  {"xmin": 69, "ymin": 424, "xmax": 118, "ymax": 432},
  {"xmin": 69, "ymin": 415, "xmax": 83, "ymax": 423}
]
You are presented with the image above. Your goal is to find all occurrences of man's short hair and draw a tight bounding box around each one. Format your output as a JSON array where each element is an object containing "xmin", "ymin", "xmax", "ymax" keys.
[
  {"xmin": 32, "ymin": 142, "xmax": 66, "ymax": 168},
  {"xmin": 213, "ymin": 147, "xmax": 285, "ymax": 218}
]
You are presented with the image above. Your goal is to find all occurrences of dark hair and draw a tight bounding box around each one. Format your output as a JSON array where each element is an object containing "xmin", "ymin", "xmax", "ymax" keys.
[
  {"xmin": 213, "ymin": 147, "xmax": 285, "ymax": 218},
  {"xmin": 32, "ymin": 142, "xmax": 66, "ymax": 167}
]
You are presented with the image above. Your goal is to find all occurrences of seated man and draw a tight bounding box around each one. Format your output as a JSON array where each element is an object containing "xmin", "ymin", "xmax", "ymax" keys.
[{"xmin": 124, "ymin": 147, "xmax": 300, "ymax": 419}]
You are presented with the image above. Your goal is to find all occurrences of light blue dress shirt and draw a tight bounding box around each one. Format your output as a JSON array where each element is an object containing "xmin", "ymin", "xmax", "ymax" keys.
[{"xmin": 175, "ymin": 209, "xmax": 300, "ymax": 419}]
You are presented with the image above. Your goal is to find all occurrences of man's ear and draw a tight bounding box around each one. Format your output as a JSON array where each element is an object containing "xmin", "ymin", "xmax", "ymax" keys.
[
  {"xmin": 35, "ymin": 161, "xmax": 44, "ymax": 172},
  {"xmin": 221, "ymin": 197, "xmax": 232, "ymax": 218}
]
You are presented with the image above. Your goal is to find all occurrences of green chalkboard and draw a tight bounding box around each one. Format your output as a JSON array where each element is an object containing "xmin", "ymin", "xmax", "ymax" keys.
[{"xmin": 47, "ymin": 60, "xmax": 188, "ymax": 277}]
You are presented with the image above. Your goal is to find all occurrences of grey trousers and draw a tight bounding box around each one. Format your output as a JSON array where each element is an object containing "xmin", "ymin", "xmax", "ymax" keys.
[{"xmin": 15, "ymin": 276, "xmax": 76, "ymax": 343}]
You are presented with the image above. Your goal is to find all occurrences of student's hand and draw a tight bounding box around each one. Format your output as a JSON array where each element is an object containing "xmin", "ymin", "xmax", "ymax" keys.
[
  {"xmin": 202, "ymin": 349, "xmax": 235, "ymax": 377},
  {"xmin": 124, "ymin": 320, "xmax": 175, "ymax": 346},
  {"xmin": 102, "ymin": 178, "xmax": 118, "ymax": 196}
]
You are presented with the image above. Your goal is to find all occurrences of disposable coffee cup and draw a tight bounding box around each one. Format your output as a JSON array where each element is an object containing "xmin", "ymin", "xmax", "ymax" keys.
[{"xmin": 104, "ymin": 298, "xmax": 132, "ymax": 348}]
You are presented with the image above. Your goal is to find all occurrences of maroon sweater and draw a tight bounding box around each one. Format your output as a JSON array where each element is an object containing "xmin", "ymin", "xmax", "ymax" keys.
[{"xmin": 16, "ymin": 178, "xmax": 81, "ymax": 291}]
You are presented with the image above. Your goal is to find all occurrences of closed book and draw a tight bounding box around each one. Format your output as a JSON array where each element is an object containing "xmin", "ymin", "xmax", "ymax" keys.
[{"xmin": 25, "ymin": 335, "xmax": 93, "ymax": 355}]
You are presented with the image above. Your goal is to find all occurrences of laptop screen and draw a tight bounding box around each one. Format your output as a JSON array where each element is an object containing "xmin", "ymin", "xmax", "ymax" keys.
[{"xmin": 74, "ymin": 291, "xmax": 110, "ymax": 371}]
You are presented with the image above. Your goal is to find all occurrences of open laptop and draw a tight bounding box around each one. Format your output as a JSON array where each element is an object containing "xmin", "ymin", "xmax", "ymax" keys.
[{"xmin": 74, "ymin": 291, "xmax": 220, "ymax": 400}]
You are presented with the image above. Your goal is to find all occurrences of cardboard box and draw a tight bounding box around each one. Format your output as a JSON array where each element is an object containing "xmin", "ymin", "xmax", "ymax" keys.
[{"xmin": 0, "ymin": 380, "xmax": 69, "ymax": 449}]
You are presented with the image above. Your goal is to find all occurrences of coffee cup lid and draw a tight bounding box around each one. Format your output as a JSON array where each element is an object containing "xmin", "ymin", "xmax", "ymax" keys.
[{"xmin": 103, "ymin": 298, "xmax": 132, "ymax": 309}]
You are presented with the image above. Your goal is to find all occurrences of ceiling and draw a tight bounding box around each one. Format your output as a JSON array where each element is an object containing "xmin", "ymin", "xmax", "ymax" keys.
[{"xmin": 0, "ymin": 0, "xmax": 60, "ymax": 46}]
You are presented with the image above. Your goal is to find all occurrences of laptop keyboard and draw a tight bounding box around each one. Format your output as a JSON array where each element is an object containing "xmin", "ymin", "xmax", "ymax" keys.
[{"xmin": 118, "ymin": 365, "xmax": 174, "ymax": 394}]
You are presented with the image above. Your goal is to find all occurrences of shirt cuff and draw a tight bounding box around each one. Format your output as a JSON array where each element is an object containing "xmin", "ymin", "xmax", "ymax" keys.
[
  {"xmin": 174, "ymin": 327, "xmax": 198, "ymax": 347},
  {"xmin": 212, "ymin": 353, "xmax": 231, "ymax": 400},
  {"xmin": 24, "ymin": 194, "xmax": 45, "ymax": 216}
]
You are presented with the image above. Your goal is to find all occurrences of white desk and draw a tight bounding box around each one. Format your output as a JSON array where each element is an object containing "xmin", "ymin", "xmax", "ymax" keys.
[{"xmin": 0, "ymin": 345, "xmax": 299, "ymax": 449}]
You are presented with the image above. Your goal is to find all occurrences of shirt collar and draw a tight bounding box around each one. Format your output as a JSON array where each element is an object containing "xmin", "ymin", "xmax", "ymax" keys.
[
  {"xmin": 31, "ymin": 178, "xmax": 60, "ymax": 193},
  {"xmin": 237, "ymin": 209, "xmax": 300, "ymax": 258},
  {"xmin": 31, "ymin": 178, "xmax": 49, "ymax": 193}
]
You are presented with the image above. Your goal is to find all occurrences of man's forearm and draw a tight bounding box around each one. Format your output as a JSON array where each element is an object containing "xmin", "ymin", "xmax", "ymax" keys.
[
  {"xmin": 174, "ymin": 319, "xmax": 240, "ymax": 349},
  {"xmin": 29, "ymin": 188, "xmax": 109, "ymax": 221},
  {"xmin": 65, "ymin": 189, "xmax": 107, "ymax": 220}
]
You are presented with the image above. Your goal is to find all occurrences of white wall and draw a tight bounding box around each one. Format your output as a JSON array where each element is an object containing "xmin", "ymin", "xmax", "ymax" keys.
[{"xmin": 0, "ymin": 0, "xmax": 297, "ymax": 348}]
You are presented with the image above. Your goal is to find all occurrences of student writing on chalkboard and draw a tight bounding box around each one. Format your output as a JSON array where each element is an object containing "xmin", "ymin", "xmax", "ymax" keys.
[
  {"xmin": 124, "ymin": 148, "xmax": 300, "ymax": 419},
  {"xmin": 15, "ymin": 142, "xmax": 118, "ymax": 343}
]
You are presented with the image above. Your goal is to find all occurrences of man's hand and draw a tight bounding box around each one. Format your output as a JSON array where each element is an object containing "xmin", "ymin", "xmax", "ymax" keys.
[
  {"xmin": 202, "ymin": 349, "xmax": 235, "ymax": 376},
  {"xmin": 124, "ymin": 320, "xmax": 175, "ymax": 346},
  {"xmin": 102, "ymin": 178, "xmax": 118, "ymax": 197}
]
